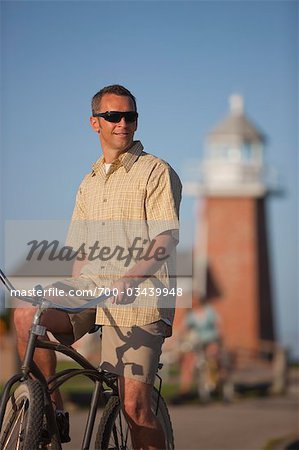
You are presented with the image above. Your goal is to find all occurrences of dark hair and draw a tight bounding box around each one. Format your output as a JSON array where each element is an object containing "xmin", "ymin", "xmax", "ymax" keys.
[{"xmin": 91, "ymin": 85, "xmax": 137, "ymax": 115}]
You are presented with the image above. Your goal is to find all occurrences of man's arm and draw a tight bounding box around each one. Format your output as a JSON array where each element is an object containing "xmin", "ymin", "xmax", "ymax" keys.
[
  {"xmin": 113, "ymin": 230, "xmax": 177, "ymax": 303},
  {"xmin": 113, "ymin": 163, "xmax": 182, "ymax": 304},
  {"xmin": 72, "ymin": 253, "xmax": 88, "ymax": 278}
]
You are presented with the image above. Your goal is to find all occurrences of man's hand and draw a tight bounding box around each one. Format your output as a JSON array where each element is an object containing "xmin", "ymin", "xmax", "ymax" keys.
[
  {"xmin": 110, "ymin": 231, "xmax": 178, "ymax": 305},
  {"xmin": 111, "ymin": 277, "xmax": 139, "ymax": 305}
]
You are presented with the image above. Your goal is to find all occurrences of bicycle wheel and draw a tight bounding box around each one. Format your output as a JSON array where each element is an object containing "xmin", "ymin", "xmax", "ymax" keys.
[
  {"xmin": 197, "ymin": 359, "xmax": 211, "ymax": 403},
  {"xmin": 95, "ymin": 387, "xmax": 174, "ymax": 450},
  {"xmin": 0, "ymin": 379, "xmax": 44, "ymax": 450},
  {"xmin": 221, "ymin": 378, "xmax": 235, "ymax": 403}
]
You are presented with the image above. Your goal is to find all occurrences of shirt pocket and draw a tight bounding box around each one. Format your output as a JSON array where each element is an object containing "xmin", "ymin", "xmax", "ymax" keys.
[{"xmin": 112, "ymin": 187, "xmax": 146, "ymax": 220}]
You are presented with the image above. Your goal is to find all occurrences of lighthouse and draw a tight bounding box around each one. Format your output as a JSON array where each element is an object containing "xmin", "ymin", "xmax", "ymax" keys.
[{"xmin": 194, "ymin": 95, "xmax": 275, "ymax": 350}]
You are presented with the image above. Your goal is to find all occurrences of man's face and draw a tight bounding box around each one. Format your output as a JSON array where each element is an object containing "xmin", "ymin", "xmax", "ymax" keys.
[{"xmin": 90, "ymin": 93, "xmax": 137, "ymax": 154}]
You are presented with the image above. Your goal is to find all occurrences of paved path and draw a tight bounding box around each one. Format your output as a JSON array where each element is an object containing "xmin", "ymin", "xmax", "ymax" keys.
[{"xmin": 63, "ymin": 392, "xmax": 298, "ymax": 450}]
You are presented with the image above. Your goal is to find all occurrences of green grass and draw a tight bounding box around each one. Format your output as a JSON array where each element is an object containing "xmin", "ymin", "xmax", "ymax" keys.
[
  {"xmin": 263, "ymin": 437, "xmax": 284, "ymax": 450},
  {"xmin": 56, "ymin": 361, "xmax": 179, "ymax": 401},
  {"xmin": 57, "ymin": 361, "xmax": 94, "ymax": 393},
  {"xmin": 262, "ymin": 434, "xmax": 299, "ymax": 450},
  {"xmin": 0, "ymin": 361, "xmax": 179, "ymax": 399},
  {"xmin": 56, "ymin": 361, "xmax": 181, "ymax": 407},
  {"xmin": 160, "ymin": 383, "xmax": 180, "ymax": 400}
]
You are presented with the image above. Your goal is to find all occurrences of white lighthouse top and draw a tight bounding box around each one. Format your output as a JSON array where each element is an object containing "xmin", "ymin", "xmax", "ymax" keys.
[
  {"xmin": 201, "ymin": 95, "xmax": 266, "ymax": 197},
  {"xmin": 207, "ymin": 94, "xmax": 265, "ymax": 144},
  {"xmin": 229, "ymin": 94, "xmax": 244, "ymax": 115}
]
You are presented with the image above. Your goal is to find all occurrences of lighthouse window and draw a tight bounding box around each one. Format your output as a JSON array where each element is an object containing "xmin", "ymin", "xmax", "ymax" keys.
[
  {"xmin": 209, "ymin": 147, "xmax": 223, "ymax": 160},
  {"xmin": 242, "ymin": 143, "xmax": 252, "ymax": 161},
  {"xmin": 227, "ymin": 147, "xmax": 241, "ymax": 161}
]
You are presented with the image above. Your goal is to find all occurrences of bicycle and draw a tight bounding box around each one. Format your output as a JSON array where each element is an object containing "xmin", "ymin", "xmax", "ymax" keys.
[
  {"xmin": 0, "ymin": 269, "xmax": 174, "ymax": 449},
  {"xmin": 166, "ymin": 329, "xmax": 234, "ymax": 405},
  {"xmin": 195, "ymin": 340, "xmax": 234, "ymax": 404}
]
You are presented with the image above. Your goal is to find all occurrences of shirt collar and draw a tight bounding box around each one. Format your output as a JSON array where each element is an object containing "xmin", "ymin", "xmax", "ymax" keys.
[
  {"xmin": 119, "ymin": 140, "xmax": 144, "ymax": 172},
  {"xmin": 91, "ymin": 141, "xmax": 144, "ymax": 175}
]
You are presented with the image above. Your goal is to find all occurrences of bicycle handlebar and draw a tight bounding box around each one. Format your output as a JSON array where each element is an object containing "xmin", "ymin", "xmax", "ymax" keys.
[{"xmin": 0, "ymin": 268, "xmax": 111, "ymax": 313}]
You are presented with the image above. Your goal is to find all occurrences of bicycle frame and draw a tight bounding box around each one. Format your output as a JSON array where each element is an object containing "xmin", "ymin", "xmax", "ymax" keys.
[
  {"xmin": 0, "ymin": 270, "xmax": 116, "ymax": 449},
  {"xmin": 37, "ymin": 339, "xmax": 120, "ymax": 449},
  {"xmin": 0, "ymin": 311, "xmax": 119, "ymax": 449},
  {"xmin": 0, "ymin": 269, "xmax": 164, "ymax": 449}
]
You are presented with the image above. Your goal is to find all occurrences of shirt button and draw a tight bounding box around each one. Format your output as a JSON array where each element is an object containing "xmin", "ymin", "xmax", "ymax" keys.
[
  {"xmin": 102, "ymin": 222, "xmax": 105, "ymax": 225},
  {"xmin": 103, "ymin": 199, "xmax": 107, "ymax": 203},
  {"xmin": 101, "ymin": 266, "xmax": 105, "ymax": 269}
]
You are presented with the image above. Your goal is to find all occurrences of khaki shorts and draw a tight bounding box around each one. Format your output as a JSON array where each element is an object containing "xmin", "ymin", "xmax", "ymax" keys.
[
  {"xmin": 45, "ymin": 279, "xmax": 170, "ymax": 384},
  {"xmin": 100, "ymin": 321, "xmax": 169, "ymax": 385},
  {"xmin": 56, "ymin": 317, "xmax": 168, "ymax": 384},
  {"xmin": 44, "ymin": 278, "xmax": 98, "ymax": 346}
]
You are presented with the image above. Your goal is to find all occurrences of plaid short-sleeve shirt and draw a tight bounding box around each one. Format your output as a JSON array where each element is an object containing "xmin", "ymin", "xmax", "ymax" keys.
[{"xmin": 66, "ymin": 141, "xmax": 182, "ymax": 327}]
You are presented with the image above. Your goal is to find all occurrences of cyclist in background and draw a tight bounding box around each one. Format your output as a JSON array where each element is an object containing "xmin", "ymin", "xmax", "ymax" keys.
[{"xmin": 171, "ymin": 297, "xmax": 223, "ymax": 402}]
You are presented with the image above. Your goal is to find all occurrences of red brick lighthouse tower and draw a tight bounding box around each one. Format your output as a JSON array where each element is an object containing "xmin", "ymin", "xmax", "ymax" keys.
[{"xmin": 195, "ymin": 95, "xmax": 275, "ymax": 351}]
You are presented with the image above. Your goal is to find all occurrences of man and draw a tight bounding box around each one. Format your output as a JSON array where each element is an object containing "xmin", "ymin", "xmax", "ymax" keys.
[{"xmin": 14, "ymin": 84, "xmax": 182, "ymax": 449}]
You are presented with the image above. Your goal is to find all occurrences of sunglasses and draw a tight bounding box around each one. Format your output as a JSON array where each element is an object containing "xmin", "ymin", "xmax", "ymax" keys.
[{"xmin": 93, "ymin": 111, "xmax": 138, "ymax": 123}]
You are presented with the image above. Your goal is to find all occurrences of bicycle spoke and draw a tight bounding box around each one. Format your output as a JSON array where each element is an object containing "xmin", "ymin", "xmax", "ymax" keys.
[
  {"xmin": 111, "ymin": 411, "xmax": 129, "ymax": 449},
  {"xmin": 3, "ymin": 399, "xmax": 28, "ymax": 450},
  {"xmin": 117, "ymin": 411, "xmax": 124, "ymax": 447},
  {"xmin": 4, "ymin": 409, "xmax": 23, "ymax": 447},
  {"xmin": 96, "ymin": 387, "xmax": 174, "ymax": 450},
  {"xmin": 118, "ymin": 410, "xmax": 130, "ymax": 449},
  {"xmin": 112, "ymin": 423, "xmax": 120, "ymax": 449},
  {"xmin": 16, "ymin": 403, "xmax": 26, "ymax": 450},
  {"xmin": 106, "ymin": 408, "xmax": 132, "ymax": 450},
  {"xmin": 1, "ymin": 381, "xmax": 44, "ymax": 450}
]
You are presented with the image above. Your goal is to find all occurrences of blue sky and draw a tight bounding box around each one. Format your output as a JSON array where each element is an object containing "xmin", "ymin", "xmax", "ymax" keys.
[{"xmin": 1, "ymin": 1, "xmax": 298, "ymax": 356}]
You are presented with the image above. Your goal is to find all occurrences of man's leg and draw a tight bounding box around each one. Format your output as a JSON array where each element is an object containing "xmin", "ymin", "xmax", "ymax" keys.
[
  {"xmin": 179, "ymin": 351, "xmax": 196, "ymax": 394},
  {"xmin": 14, "ymin": 308, "xmax": 73, "ymax": 409},
  {"xmin": 118, "ymin": 376, "xmax": 165, "ymax": 450}
]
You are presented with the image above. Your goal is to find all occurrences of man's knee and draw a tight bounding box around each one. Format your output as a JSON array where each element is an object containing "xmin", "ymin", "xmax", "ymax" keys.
[
  {"xmin": 14, "ymin": 308, "xmax": 36, "ymax": 340},
  {"xmin": 123, "ymin": 397, "xmax": 150, "ymax": 426},
  {"xmin": 121, "ymin": 383, "xmax": 153, "ymax": 426}
]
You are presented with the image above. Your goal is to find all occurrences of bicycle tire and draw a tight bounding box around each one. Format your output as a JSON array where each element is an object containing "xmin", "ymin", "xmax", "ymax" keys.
[
  {"xmin": 0, "ymin": 379, "xmax": 44, "ymax": 450},
  {"xmin": 95, "ymin": 387, "xmax": 174, "ymax": 450},
  {"xmin": 197, "ymin": 357, "xmax": 214, "ymax": 403},
  {"xmin": 42, "ymin": 419, "xmax": 61, "ymax": 450}
]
